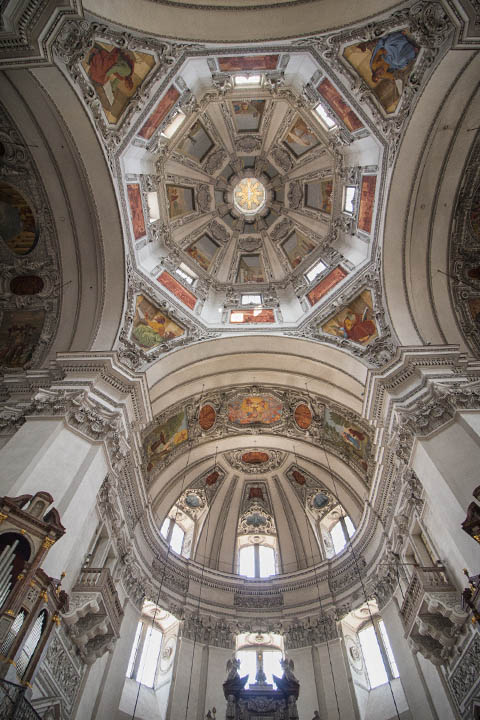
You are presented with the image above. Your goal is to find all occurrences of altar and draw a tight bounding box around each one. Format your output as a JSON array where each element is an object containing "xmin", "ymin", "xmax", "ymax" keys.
[{"xmin": 223, "ymin": 655, "xmax": 299, "ymax": 719}]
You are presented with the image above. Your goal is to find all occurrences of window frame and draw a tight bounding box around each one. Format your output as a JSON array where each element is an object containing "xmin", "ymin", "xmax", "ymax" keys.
[
  {"xmin": 126, "ymin": 620, "xmax": 164, "ymax": 688},
  {"xmin": 358, "ymin": 616, "xmax": 399, "ymax": 689},
  {"xmin": 238, "ymin": 542, "xmax": 277, "ymax": 579}
]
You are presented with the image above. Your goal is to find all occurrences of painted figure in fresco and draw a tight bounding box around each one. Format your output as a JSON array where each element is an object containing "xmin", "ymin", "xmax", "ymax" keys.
[
  {"xmin": 331, "ymin": 306, "xmax": 376, "ymax": 344},
  {"xmin": 0, "ymin": 322, "xmax": 37, "ymax": 367},
  {"xmin": 234, "ymin": 101, "xmax": 255, "ymax": 115},
  {"xmin": 342, "ymin": 427, "xmax": 366, "ymax": 451},
  {"xmin": 366, "ymin": 32, "xmax": 418, "ymax": 83},
  {"xmin": 87, "ymin": 44, "xmax": 134, "ymax": 105},
  {"xmin": 286, "ymin": 118, "xmax": 317, "ymax": 149},
  {"xmin": 168, "ymin": 187, "xmax": 179, "ymax": 215}
]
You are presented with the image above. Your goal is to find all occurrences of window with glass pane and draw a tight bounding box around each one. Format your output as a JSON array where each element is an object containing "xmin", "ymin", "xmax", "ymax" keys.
[
  {"xmin": 170, "ymin": 523, "xmax": 185, "ymax": 555},
  {"xmin": 345, "ymin": 516, "xmax": 355, "ymax": 538},
  {"xmin": 236, "ymin": 650, "xmax": 257, "ymax": 687},
  {"xmin": 234, "ymin": 75, "xmax": 261, "ymax": 86},
  {"xmin": 258, "ymin": 545, "xmax": 275, "ymax": 577},
  {"xmin": 160, "ymin": 517, "xmax": 170, "ymax": 539},
  {"xmin": 137, "ymin": 626, "xmax": 163, "ymax": 687},
  {"xmin": 306, "ymin": 259, "xmax": 326, "ymax": 283},
  {"xmin": 314, "ymin": 103, "xmax": 337, "ymax": 129},
  {"xmin": 358, "ymin": 624, "xmax": 388, "ymax": 688},
  {"xmin": 263, "ymin": 650, "xmax": 283, "ymax": 684},
  {"xmin": 239, "ymin": 546, "xmax": 255, "ymax": 577},
  {"xmin": 330, "ymin": 521, "xmax": 347, "ymax": 554},
  {"xmin": 241, "ymin": 294, "xmax": 262, "ymax": 305},
  {"xmin": 379, "ymin": 620, "xmax": 399, "ymax": 678},
  {"xmin": 126, "ymin": 621, "xmax": 143, "ymax": 678},
  {"xmin": 344, "ymin": 186, "xmax": 356, "ymax": 213}
]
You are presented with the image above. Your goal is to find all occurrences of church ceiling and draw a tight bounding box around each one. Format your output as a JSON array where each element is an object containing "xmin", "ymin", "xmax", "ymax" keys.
[
  {"xmin": 40, "ymin": 2, "xmax": 457, "ymax": 372},
  {"xmin": 143, "ymin": 384, "xmax": 373, "ymax": 485}
]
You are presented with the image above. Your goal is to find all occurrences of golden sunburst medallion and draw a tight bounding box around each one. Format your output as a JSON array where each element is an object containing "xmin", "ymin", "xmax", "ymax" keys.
[{"xmin": 233, "ymin": 177, "xmax": 266, "ymax": 215}]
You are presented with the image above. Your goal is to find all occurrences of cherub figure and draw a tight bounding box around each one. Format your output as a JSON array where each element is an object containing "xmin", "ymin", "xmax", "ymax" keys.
[
  {"xmin": 280, "ymin": 657, "xmax": 298, "ymax": 682},
  {"xmin": 226, "ymin": 656, "xmax": 241, "ymax": 680}
]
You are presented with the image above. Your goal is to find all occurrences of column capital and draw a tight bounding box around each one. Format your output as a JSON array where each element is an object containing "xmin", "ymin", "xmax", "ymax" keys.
[{"xmin": 363, "ymin": 345, "xmax": 480, "ymax": 462}]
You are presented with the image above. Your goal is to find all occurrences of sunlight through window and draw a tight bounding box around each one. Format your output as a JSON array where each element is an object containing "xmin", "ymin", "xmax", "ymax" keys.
[
  {"xmin": 239, "ymin": 545, "xmax": 255, "ymax": 577},
  {"xmin": 314, "ymin": 103, "xmax": 337, "ymax": 129},
  {"xmin": 170, "ymin": 523, "xmax": 185, "ymax": 555},
  {"xmin": 259, "ymin": 545, "xmax": 275, "ymax": 577},
  {"xmin": 359, "ymin": 624, "xmax": 388, "ymax": 688},
  {"xmin": 137, "ymin": 626, "xmax": 163, "ymax": 687}
]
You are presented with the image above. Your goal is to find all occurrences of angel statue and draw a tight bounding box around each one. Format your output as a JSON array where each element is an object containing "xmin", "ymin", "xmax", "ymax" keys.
[
  {"xmin": 226, "ymin": 656, "xmax": 241, "ymax": 680},
  {"xmin": 280, "ymin": 657, "xmax": 298, "ymax": 682}
]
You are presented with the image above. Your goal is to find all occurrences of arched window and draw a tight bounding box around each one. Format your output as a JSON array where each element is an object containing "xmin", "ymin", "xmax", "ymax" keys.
[
  {"xmin": 127, "ymin": 621, "xmax": 163, "ymax": 687},
  {"xmin": 330, "ymin": 515, "xmax": 355, "ymax": 554},
  {"xmin": 235, "ymin": 632, "xmax": 284, "ymax": 688},
  {"xmin": 125, "ymin": 605, "xmax": 179, "ymax": 692},
  {"xmin": 319, "ymin": 506, "xmax": 355, "ymax": 557},
  {"xmin": 160, "ymin": 517, "xmax": 186, "ymax": 556},
  {"xmin": 238, "ymin": 543, "xmax": 276, "ymax": 578},
  {"xmin": 17, "ymin": 609, "xmax": 48, "ymax": 678},
  {"xmin": 358, "ymin": 618, "xmax": 399, "ymax": 689}
]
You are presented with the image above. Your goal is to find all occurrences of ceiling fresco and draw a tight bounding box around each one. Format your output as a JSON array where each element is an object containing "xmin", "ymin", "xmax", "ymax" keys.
[
  {"xmin": 143, "ymin": 385, "xmax": 373, "ymax": 483},
  {"xmin": 46, "ymin": 5, "xmax": 458, "ymax": 371}
]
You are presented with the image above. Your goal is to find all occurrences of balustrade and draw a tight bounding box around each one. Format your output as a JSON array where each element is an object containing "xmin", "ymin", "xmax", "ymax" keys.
[
  {"xmin": 62, "ymin": 566, "xmax": 124, "ymax": 664},
  {"xmin": 400, "ymin": 565, "xmax": 467, "ymax": 665}
]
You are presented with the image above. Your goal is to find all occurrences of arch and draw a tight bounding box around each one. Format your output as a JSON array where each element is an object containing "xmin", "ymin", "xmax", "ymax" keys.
[
  {"xmin": 146, "ymin": 335, "xmax": 367, "ymax": 415},
  {"xmin": 0, "ymin": 66, "xmax": 125, "ymax": 358},
  {"xmin": 382, "ymin": 48, "xmax": 480, "ymax": 348},
  {"xmin": 84, "ymin": 0, "xmax": 403, "ymax": 43}
]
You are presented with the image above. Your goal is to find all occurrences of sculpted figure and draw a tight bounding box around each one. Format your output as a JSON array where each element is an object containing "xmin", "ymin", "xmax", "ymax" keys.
[
  {"xmin": 226, "ymin": 656, "xmax": 241, "ymax": 680},
  {"xmin": 280, "ymin": 657, "xmax": 298, "ymax": 682}
]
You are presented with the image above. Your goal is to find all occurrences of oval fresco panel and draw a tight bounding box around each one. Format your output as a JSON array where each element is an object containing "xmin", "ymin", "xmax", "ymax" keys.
[
  {"xmin": 292, "ymin": 470, "xmax": 306, "ymax": 485},
  {"xmin": 205, "ymin": 470, "xmax": 219, "ymax": 486},
  {"xmin": 313, "ymin": 492, "xmax": 329, "ymax": 509},
  {"xmin": 228, "ymin": 394, "xmax": 283, "ymax": 425},
  {"xmin": 241, "ymin": 451, "xmax": 269, "ymax": 464},
  {"xmin": 0, "ymin": 182, "xmax": 37, "ymax": 256},
  {"xmin": 199, "ymin": 404, "xmax": 216, "ymax": 430},
  {"xmin": 185, "ymin": 493, "xmax": 202, "ymax": 508},
  {"xmin": 294, "ymin": 403, "xmax": 312, "ymax": 429},
  {"xmin": 10, "ymin": 276, "xmax": 44, "ymax": 295}
]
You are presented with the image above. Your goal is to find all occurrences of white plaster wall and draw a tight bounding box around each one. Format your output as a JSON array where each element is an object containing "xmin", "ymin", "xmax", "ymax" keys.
[
  {"xmin": 364, "ymin": 679, "xmax": 410, "ymax": 720},
  {"xmin": 416, "ymin": 654, "xmax": 455, "ymax": 720},
  {"xmin": 412, "ymin": 420, "xmax": 480, "ymax": 588},
  {"xmin": 75, "ymin": 653, "xmax": 110, "ymax": 720},
  {"xmin": 168, "ymin": 638, "xmax": 203, "ymax": 719},
  {"xmin": 317, "ymin": 639, "xmax": 357, "ymax": 719},
  {"xmin": 204, "ymin": 645, "xmax": 230, "ymax": 717},
  {"xmin": 288, "ymin": 646, "xmax": 320, "ymax": 717}
]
